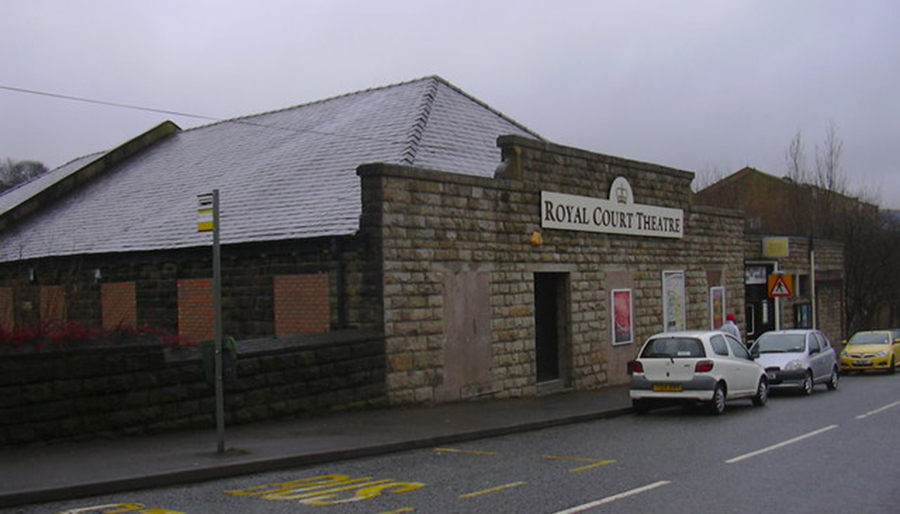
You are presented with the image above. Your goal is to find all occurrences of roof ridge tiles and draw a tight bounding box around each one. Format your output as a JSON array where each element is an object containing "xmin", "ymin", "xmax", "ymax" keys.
[
  {"xmin": 400, "ymin": 77, "xmax": 440, "ymax": 166},
  {"xmin": 181, "ymin": 75, "xmax": 447, "ymax": 136},
  {"xmin": 177, "ymin": 75, "xmax": 544, "ymax": 147},
  {"xmin": 430, "ymin": 77, "xmax": 545, "ymax": 142}
]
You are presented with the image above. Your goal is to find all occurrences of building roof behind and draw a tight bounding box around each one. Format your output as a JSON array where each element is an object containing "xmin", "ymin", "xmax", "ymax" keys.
[{"xmin": 0, "ymin": 76, "xmax": 542, "ymax": 262}]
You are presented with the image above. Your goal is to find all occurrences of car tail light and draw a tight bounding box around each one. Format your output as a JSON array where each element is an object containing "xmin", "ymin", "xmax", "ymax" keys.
[
  {"xmin": 632, "ymin": 361, "xmax": 644, "ymax": 373},
  {"xmin": 695, "ymin": 360, "xmax": 714, "ymax": 372}
]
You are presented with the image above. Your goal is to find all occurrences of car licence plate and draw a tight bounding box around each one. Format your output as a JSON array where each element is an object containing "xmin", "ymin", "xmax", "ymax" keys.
[
  {"xmin": 652, "ymin": 384, "xmax": 683, "ymax": 392},
  {"xmin": 853, "ymin": 360, "xmax": 872, "ymax": 367}
]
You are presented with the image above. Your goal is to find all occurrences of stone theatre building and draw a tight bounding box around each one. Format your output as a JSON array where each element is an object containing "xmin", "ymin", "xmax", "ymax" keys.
[
  {"xmin": 361, "ymin": 135, "xmax": 745, "ymax": 402},
  {"xmin": 0, "ymin": 76, "xmax": 841, "ymax": 433}
]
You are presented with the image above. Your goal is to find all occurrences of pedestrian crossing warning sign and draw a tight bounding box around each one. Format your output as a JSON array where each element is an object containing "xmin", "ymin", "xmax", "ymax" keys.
[{"xmin": 767, "ymin": 274, "xmax": 794, "ymax": 298}]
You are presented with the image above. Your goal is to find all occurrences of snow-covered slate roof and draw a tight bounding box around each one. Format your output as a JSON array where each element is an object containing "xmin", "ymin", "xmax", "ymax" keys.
[
  {"xmin": 0, "ymin": 152, "xmax": 104, "ymax": 218},
  {"xmin": 0, "ymin": 76, "xmax": 542, "ymax": 262}
]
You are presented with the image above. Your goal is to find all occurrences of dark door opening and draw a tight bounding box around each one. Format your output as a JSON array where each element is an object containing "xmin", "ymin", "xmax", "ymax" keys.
[
  {"xmin": 534, "ymin": 273, "xmax": 568, "ymax": 384},
  {"xmin": 745, "ymin": 264, "xmax": 776, "ymax": 343}
]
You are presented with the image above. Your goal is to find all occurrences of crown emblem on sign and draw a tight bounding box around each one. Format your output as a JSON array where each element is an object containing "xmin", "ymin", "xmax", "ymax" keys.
[{"xmin": 616, "ymin": 185, "xmax": 628, "ymax": 204}]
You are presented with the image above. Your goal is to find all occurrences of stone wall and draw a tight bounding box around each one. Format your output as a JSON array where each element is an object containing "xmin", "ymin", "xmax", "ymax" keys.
[
  {"xmin": 359, "ymin": 135, "xmax": 747, "ymax": 405},
  {"xmin": 0, "ymin": 330, "xmax": 386, "ymax": 445}
]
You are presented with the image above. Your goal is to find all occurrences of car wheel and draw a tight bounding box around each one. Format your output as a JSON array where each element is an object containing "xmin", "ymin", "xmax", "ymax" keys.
[
  {"xmin": 708, "ymin": 384, "xmax": 726, "ymax": 415},
  {"xmin": 752, "ymin": 377, "xmax": 768, "ymax": 406},
  {"xmin": 889, "ymin": 357, "xmax": 896, "ymax": 375},
  {"xmin": 826, "ymin": 367, "xmax": 840, "ymax": 390},
  {"xmin": 801, "ymin": 371, "xmax": 814, "ymax": 396},
  {"xmin": 632, "ymin": 399, "xmax": 649, "ymax": 415}
]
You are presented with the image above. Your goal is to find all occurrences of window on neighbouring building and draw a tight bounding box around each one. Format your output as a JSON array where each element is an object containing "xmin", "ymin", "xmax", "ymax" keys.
[
  {"xmin": 795, "ymin": 274, "xmax": 810, "ymax": 298},
  {"xmin": 794, "ymin": 303, "xmax": 812, "ymax": 328}
]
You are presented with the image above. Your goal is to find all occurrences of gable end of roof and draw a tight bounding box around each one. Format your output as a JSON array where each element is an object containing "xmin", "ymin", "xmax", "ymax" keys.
[{"xmin": 0, "ymin": 121, "xmax": 181, "ymax": 233}]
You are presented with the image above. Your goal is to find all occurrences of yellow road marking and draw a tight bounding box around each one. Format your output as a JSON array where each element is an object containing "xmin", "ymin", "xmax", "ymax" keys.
[
  {"xmin": 226, "ymin": 473, "xmax": 424, "ymax": 505},
  {"xmin": 459, "ymin": 481, "xmax": 527, "ymax": 499},
  {"xmin": 380, "ymin": 509, "xmax": 415, "ymax": 513},
  {"xmin": 55, "ymin": 506, "xmax": 185, "ymax": 514},
  {"xmin": 433, "ymin": 447, "xmax": 498, "ymax": 456},
  {"xmin": 57, "ymin": 506, "xmax": 144, "ymax": 514},
  {"xmin": 542, "ymin": 455, "xmax": 616, "ymax": 472}
]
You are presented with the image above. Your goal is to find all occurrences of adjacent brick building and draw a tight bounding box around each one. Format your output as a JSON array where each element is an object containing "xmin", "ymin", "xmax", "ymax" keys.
[{"xmin": 696, "ymin": 167, "xmax": 847, "ymax": 345}]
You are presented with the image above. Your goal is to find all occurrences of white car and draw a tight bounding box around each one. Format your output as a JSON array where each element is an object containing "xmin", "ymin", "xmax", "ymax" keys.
[
  {"xmin": 750, "ymin": 329, "xmax": 840, "ymax": 394},
  {"xmin": 630, "ymin": 331, "xmax": 769, "ymax": 415}
]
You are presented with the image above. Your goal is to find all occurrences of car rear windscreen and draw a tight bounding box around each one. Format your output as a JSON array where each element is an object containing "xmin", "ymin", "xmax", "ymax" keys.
[{"xmin": 640, "ymin": 338, "xmax": 705, "ymax": 358}]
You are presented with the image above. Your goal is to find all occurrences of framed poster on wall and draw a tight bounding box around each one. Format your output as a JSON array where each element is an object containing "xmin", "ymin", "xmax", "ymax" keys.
[
  {"xmin": 611, "ymin": 289, "xmax": 633, "ymax": 345},
  {"xmin": 710, "ymin": 286, "xmax": 725, "ymax": 330},
  {"xmin": 663, "ymin": 270, "xmax": 686, "ymax": 332}
]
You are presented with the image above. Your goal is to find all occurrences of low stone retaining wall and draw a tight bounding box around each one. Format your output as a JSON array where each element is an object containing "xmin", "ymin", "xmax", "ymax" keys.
[{"xmin": 0, "ymin": 330, "xmax": 386, "ymax": 445}]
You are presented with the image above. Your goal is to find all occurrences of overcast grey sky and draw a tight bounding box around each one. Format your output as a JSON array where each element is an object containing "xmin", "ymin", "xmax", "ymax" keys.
[{"xmin": 2, "ymin": 1, "xmax": 898, "ymax": 207}]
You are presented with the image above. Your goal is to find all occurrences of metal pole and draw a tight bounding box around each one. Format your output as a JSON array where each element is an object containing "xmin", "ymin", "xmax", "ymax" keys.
[
  {"xmin": 811, "ymin": 249, "xmax": 817, "ymax": 329},
  {"xmin": 213, "ymin": 189, "xmax": 224, "ymax": 454},
  {"xmin": 773, "ymin": 263, "xmax": 781, "ymax": 331}
]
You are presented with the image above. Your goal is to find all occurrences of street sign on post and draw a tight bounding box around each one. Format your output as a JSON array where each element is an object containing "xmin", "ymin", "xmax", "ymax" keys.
[
  {"xmin": 768, "ymin": 274, "xmax": 794, "ymax": 298},
  {"xmin": 198, "ymin": 190, "xmax": 225, "ymax": 454},
  {"xmin": 197, "ymin": 193, "xmax": 214, "ymax": 232}
]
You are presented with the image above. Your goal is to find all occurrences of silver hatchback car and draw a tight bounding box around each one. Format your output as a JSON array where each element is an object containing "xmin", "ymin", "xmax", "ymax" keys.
[{"xmin": 750, "ymin": 329, "xmax": 840, "ymax": 395}]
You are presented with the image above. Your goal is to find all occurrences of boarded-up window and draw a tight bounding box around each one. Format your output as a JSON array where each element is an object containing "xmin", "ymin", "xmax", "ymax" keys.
[
  {"xmin": 102, "ymin": 282, "xmax": 137, "ymax": 329},
  {"xmin": 177, "ymin": 278, "xmax": 213, "ymax": 345},
  {"xmin": 0, "ymin": 287, "xmax": 13, "ymax": 331},
  {"xmin": 274, "ymin": 274, "xmax": 330, "ymax": 337},
  {"xmin": 40, "ymin": 285, "xmax": 66, "ymax": 324}
]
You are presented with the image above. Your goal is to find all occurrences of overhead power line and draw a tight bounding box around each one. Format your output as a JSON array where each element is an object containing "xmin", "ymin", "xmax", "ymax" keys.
[
  {"xmin": 0, "ymin": 83, "xmax": 403, "ymax": 146},
  {"xmin": 0, "ymin": 82, "xmax": 506, "ymax": 160},
  {"xmin": 0, "ymin": 84, "xmax": 220, "ymax": 121}
]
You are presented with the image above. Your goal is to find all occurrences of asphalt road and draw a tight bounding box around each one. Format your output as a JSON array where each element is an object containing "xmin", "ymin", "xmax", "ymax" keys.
[{"xmin": 9, "ymin": 372, "xmax": 900, "ymax": 514}]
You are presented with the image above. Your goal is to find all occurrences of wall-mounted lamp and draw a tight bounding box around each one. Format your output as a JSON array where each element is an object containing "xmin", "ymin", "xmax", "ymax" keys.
[
  {"xmin": 28, "ymin": 267, "xmax": 35, "ymax": 283},
  {"xmin": 94, "ymin": 268, "xmax": 102, "ymax": 283}
]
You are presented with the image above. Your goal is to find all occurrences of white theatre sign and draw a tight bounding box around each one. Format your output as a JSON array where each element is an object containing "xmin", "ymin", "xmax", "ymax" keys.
[{"xmin": 541, "ymin": 177, "xmax": 684, "ymax": 239}]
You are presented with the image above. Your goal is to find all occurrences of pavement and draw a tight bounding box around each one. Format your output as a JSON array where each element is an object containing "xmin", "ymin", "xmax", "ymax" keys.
[{"xmin": 0, "ymin": 385, "xmax": 632, "ymax": 509}]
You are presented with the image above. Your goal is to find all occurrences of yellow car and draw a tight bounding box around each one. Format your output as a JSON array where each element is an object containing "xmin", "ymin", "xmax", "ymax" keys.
[{"xmin": 840, "ymin": 330, "xmax": 900, "ymax": 374}]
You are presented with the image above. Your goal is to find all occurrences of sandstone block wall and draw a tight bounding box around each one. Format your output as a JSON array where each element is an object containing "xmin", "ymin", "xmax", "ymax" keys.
[{"xmin": 360, "ymin": 135, "xmax": 746, "ymax": 405}]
